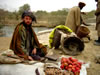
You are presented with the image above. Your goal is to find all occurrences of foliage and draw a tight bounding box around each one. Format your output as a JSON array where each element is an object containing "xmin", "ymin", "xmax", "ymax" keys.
[
  {"xmin": 18, "ymin": 4, "xmax": 30, "ymax": 15},
  {"xmin": 48, "ymin": 9, "xmax": 68, "ymax": 26},
  {"xmin": 0, "ymin": 9, "xmax": 8, "ymax": 25},
  {"xmin": 35, "ymin": 10, "xmax": 48, "ymax": 20},
  {"xmin": 82, "ymin": 10, "xmax": 95, "ymax": 19},
  {"xmin": 82, "ymin": 10, "xmax": 96, "ymax": 23},
  {"xmin": 0, "ymin": 3, "xmax": 96, "ymax": 27},
  {"xmin": 13, "ymin": 10, "xmax": 20, "ymax": 20}
]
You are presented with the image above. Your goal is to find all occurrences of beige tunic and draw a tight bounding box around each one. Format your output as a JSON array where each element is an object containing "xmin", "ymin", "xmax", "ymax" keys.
[
  {"xmin": 95, "ymin": 0, "xmax": 100, "ymax": 37},
  {"xmin": 65, "ymin": 6, "xmax": 81, "ymax": 32}
]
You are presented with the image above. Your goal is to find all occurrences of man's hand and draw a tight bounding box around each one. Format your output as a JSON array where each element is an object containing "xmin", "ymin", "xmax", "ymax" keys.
[
  {"xmin": 32, "ymin": 48, "xmax": 37, "ymax": 54},
  {"xmin": 82, "ymin": 21, "xmax": 91, "ymax": 26},
  {"xmin": 28, "ymin": 56, "xmax": 33, "ymax": 61}
]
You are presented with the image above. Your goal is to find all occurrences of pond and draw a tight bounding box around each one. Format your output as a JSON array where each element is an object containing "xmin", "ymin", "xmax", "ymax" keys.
[{"xmin": 0, "ymin": 26, "xmax": 51, "ymax": 37}]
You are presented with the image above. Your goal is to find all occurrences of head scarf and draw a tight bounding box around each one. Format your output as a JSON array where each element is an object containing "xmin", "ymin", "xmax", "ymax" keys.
[
  {"xmin": 22, "ymin": 10, "xmax": 37, "ymax": 22},
  {"xmin": 78, "ymin": 2, "xmax": 86, "ymax": 7}
]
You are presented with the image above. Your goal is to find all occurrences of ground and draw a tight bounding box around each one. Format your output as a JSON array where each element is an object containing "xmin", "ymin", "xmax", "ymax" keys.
[{"xmin": 0, "ymin": 24, "xmax": 100, "ymax": 75}]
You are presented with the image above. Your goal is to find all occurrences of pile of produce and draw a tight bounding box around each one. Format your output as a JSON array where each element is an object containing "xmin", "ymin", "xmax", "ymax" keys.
[
  {"xmin": 60, "ymin": 57, "xmax": 83, "ymax": 75},
  {"xmin": 44, "ymin": 67, "xmax": 73, "ymax": 75}
]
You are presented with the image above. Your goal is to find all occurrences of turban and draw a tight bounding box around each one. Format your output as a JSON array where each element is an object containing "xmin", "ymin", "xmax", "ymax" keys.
[
  {"xmin": 78, "ymin": 2, "xmax": 86, "ymax": 7},
  {"xmin": 22, "ymin": 10, "xmax": 37, "ymax": 22}
]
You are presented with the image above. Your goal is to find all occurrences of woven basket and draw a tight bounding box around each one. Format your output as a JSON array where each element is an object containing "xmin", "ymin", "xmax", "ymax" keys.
[
  {"xmin": 62, "ymin": 37, "xmax": 84, "ymax": 55},
  {"xmin": 76, "ymin": 26, "xmax": 90, "ymax": 38}
]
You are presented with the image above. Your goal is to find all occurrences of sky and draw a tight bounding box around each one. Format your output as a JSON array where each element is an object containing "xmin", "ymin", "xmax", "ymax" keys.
[{"xmin": 0, "ymin": 0, "xmax": 97, "ymax": 12}]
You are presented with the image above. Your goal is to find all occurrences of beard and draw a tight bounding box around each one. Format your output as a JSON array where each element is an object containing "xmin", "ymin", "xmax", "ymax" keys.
[{"xmin": 23, "ymin": 21, "xmax": 32, "ymax": 27}]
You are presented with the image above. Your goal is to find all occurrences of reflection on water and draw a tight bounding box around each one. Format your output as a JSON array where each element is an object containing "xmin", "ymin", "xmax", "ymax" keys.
[{"xmin": 0, "ymin": 26, "xmax": 51, "ymax": 37}]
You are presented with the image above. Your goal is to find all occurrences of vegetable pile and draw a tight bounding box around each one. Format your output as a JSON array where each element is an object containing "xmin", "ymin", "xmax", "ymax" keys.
[{"xmin": 60, "ymin": 57, "xmax": 82, "ymax": 75}]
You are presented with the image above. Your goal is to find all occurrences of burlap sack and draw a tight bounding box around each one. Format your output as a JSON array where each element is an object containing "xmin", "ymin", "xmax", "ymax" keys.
[{"xmin": 0, "ymin": 49, "xmax": 22, "ymax": 64}]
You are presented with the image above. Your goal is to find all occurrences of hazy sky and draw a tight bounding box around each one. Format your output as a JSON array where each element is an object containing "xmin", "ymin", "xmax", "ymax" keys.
[{"xmin": 0, "ymin": 0, "xmax": 97, "ymax": 12}]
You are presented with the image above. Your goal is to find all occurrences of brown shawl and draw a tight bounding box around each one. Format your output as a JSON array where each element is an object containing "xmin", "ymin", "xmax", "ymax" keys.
[{"xmin": 10, "ymin": 24, "xmax": 47, "ymax": 59}]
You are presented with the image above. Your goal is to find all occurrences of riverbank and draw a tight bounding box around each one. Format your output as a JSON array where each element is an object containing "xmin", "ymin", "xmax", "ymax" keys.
[
  {"xmin": 0, "ymin": 20, "xmax": 55, "ymax": 28},
  {"xmin": 0, "ymin": 24, "xmax": 100, "ymax": 75},
  {"xmin": 0, "ymin": 26, "xmax": 52, "ymax": 37},
  {"xmin": 0, "ymin": 37, "xmax": 11, "ymax": 53}
]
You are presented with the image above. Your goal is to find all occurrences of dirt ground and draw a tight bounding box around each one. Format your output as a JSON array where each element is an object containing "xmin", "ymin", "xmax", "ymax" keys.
[{"xmin": 0, "ymin": 24, "xmax": 100, "ymax": 75}]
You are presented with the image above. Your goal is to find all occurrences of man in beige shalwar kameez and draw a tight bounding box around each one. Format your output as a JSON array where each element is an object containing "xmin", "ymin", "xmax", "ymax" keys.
[
  {"xmin": 94, "ymin": 0, "xmax": 100, "ymax": 45},
  {"xmin": 65, "ymin": 2, "xmax": 86, "ymax": 33}
]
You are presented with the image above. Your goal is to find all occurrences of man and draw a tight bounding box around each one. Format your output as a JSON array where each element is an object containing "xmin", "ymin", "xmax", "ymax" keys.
[
  {"xmin": 10, "ymin": 10, "xmax": 47, "ymax": 61},
  {"xmin": 65, "ymin": 2, "xmax": 86, "ymax": 33},
  {"xmin": 94, "ymin": 0, "xmax": 100, "ymax": 45}
]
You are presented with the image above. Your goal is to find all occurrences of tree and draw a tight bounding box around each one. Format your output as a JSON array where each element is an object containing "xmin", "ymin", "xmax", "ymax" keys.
[
  {"xmin": 0, "ymin": 9, "xmax": 8, "ymax": 25},
  {"xmin": 35, "ymin": 10, "xmax": 48, "ymax": 20},
  {"xmin": 13, "ymin": 10, "xmax": 19, "ymax": 20},
  {"xmin": 18, "ymin": 4, "xmax": 30, "ymax": 15}
]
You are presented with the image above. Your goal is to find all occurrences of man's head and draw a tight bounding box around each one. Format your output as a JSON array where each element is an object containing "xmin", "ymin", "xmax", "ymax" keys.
[
  {"xmin": 78, "ymin": 2, "xmax": 86, "ymax": 10},
  {"xmin": 95, "ymin": 0, "xmax": 98, "ymax": 2},
  {"xmin": 22, "ymin": 10, "xmax": 36, "ymax": 25}
]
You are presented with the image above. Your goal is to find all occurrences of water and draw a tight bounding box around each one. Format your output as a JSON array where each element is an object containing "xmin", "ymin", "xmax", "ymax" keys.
[{"xmin": 0, "ymin": 26, "xmax": 51, "ymax": 37}]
